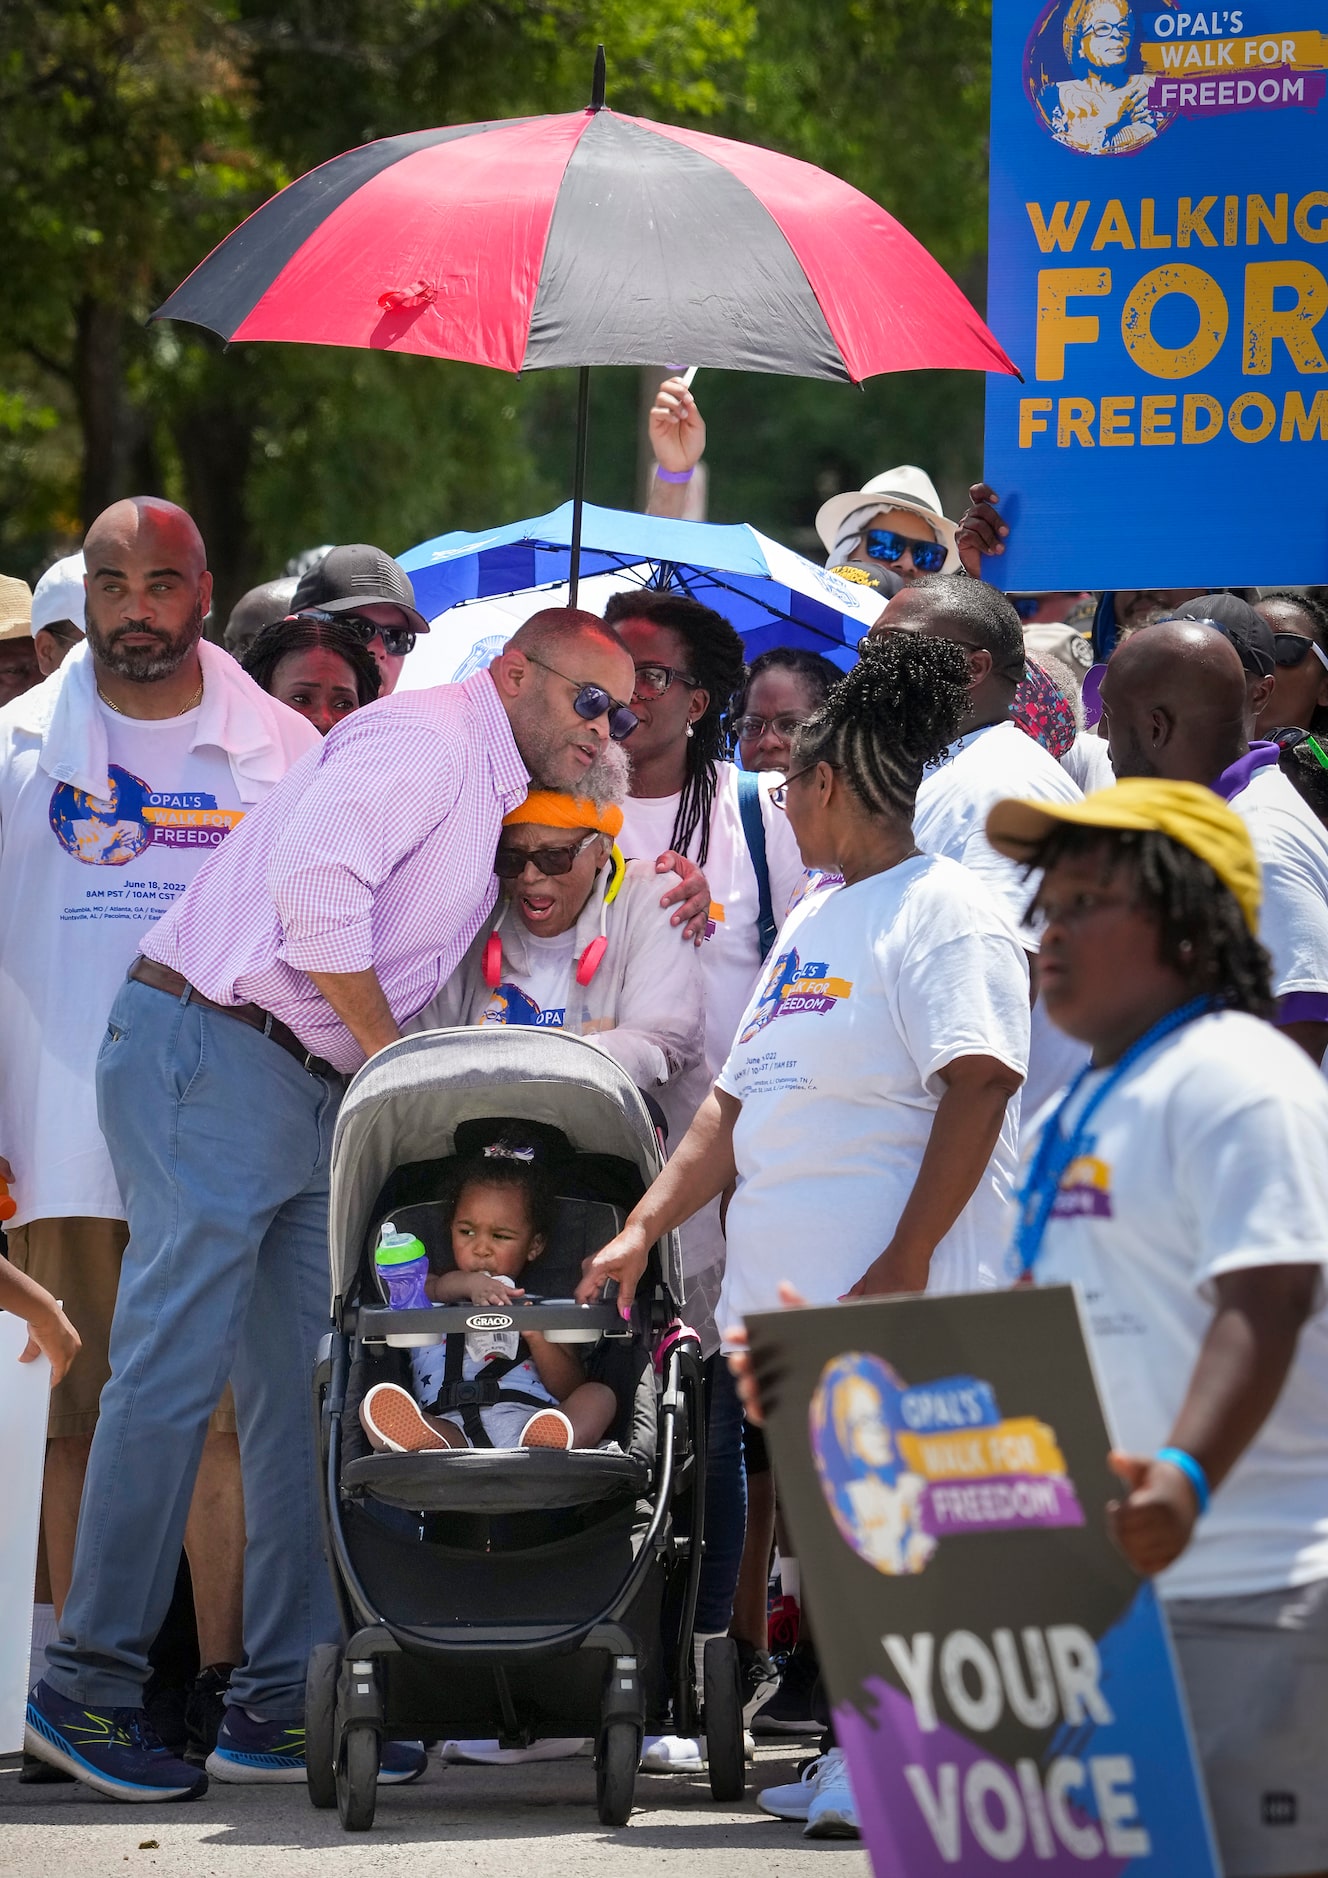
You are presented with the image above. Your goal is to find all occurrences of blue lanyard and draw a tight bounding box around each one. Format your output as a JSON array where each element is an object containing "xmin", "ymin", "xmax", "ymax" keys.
[{"xmin": 1013, "ymin": 997, "xmax": 1215, "ymax": 1279}]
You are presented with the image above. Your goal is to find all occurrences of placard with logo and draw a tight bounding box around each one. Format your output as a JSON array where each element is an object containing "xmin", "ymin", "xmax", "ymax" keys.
[
  {"xmin": 747, "ymin": 1285, "xmax": 1220, "ymax": 1876},
  {"xmin": 983, "ymin": 0, "xmax": 1328, "ymax": 591}
]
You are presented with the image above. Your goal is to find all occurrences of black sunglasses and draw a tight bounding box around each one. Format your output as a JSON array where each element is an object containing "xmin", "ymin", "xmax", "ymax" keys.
[
  {"xmin": 307, "ymin": 609, "xmax": 417, "ymax": 658},
  {"xmin": 526, "ymin": 654, "xmax": 639, "ymax": 741},
  {"xmin": 1272, "ymin": 631, "xmax": 1328, "ymax": 672},
  {"xmin": 494, "ymin": 833, "xmax": 600, "ymax": 878},
  {"xmin": 864, "ymin": 527, "xmax": 948, "ymax": 575}
]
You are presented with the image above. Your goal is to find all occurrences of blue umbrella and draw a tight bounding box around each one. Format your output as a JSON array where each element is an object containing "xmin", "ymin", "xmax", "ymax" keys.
[{"xmin": 398, "ymin": 502, "xmax": 886, "ymax": 668}]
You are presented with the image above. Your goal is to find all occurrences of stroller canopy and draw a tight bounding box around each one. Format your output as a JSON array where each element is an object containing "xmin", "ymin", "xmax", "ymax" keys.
[{"xmin": 328, "ymin": 1027, "xmax": 681, "ymax": 1309}]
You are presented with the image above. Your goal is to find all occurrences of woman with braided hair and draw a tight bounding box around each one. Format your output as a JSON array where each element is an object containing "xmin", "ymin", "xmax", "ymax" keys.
[
  {"xmin": 984, "ymin": 781, "xmax": 1328, "ymax": 1878},
  {"xmin": 579, "ymin": 631, "xmax": 1031, "ymax": 1826},
  {"xmin": 579, "ymin": 629, "xmax": 1032, "ymax": 1345}
]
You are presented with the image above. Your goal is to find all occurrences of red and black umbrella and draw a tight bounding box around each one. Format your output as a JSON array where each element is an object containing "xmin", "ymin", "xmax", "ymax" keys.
[{"xmin": 156, "ymin": 52, "xmax": 1017, "ymax": 588}]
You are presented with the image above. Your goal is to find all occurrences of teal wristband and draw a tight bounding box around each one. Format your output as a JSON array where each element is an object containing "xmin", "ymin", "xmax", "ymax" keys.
[{"xmin": 1157, "ymin": 1445, "xmax": 1210, "ymax": 1515}]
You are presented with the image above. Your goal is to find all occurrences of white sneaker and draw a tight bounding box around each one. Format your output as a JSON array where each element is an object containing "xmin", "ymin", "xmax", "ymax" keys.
[
  {"xmin": 641, "ymin": 1730, "xmax": 757, "ymax": 1773},
  {"xmin": 804, "ymin": 1748, "xmax": 860, "ymax": 1839},
  {"xmin": 436, "ymin": 1737, "xmax": 587, "ymax": 1764},
  {"xmin": 757, "ymin": 1755, "xmax": 821, "ymax": 1821},
  {"xmin": 641, "ymin": 1733, "xmax": 704, "ymax": 1772}
]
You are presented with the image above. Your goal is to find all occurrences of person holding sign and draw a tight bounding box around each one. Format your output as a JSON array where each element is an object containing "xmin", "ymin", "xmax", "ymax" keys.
[{"xmin": 988, "ymin": 780, "xmax": 1328, "ymax": 1878}]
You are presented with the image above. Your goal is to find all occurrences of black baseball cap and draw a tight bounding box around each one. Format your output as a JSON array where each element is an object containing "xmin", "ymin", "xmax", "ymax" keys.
[
  {"xmin": 291, "ymin": 544, "xmax": 429, "ymax": 635},
  {"xmin": 1169, "ymin": 593, "xmax": 1274, "ymax": 679}
]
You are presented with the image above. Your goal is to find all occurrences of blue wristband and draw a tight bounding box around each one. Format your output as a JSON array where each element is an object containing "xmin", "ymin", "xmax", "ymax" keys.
[{"xmin": 1157, "ymin": 1446, "xmax": 1210, "ymax": 1515}]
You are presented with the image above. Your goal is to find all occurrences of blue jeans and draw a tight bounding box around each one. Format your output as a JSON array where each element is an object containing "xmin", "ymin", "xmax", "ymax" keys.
[
  {"xmin": 696, "ymin": 1353, "xmax": 747, "ymax": 1634},
  {"xmin": 45, "ymin": 977, "xmax": 341, "ymax": 1717}
]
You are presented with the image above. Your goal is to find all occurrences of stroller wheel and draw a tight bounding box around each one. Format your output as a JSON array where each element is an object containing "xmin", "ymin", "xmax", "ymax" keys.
[
  {"xmin": 337, "ymin": 1725, "xmax": 379, "ymax": 1832},
  {"xmin": 595, "ymin": 1720, "xmax": 640, "ymax": 1827},
  {"xmin": 305, "ymin": 1644, "xmax": 341, "ymax": 1810},
  {"xmin": 703, "ymin": 1637, "xmax": 746, "ymax": 1803}
]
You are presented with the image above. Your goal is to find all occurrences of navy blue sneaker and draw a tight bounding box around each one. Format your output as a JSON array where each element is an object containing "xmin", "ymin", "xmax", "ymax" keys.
[
  {"xmin": 207, "ymin": 1707, "xmax": 427, "ymax": 1785},
  {"xmin": 25, "ymin": 1679, "xmax": 207, "ymax": 1801}
]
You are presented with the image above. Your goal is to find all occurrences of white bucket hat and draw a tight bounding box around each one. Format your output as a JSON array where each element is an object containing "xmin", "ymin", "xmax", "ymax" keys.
[
  {"xmin": 814, "ymin": 465, "xmax": 959, "ymax": 571},
  {"xmin": 31, "ymin": 552, "xmax": 87, "ymax": 636}
]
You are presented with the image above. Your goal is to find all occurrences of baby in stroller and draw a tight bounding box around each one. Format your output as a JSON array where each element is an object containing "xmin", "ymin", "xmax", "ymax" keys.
[{"xmin": 360, "ymin": 1136, "xmax": 616, "ymax": 1455}]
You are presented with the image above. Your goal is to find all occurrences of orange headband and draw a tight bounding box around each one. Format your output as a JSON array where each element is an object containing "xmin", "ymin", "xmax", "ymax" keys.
[{"xmin": 502, "ymin": 790, "xmax": 624, "ymax": 838}]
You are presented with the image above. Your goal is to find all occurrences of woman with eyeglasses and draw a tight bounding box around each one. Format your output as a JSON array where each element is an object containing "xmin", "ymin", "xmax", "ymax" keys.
[
  {"xmin": 731, "ymin": 648, "xmax": 844, "ymax": 774},
  {"xmin": 409, "ymin": 761, "xmax": 702, "ymax": 1090},
  {"xmin": 242, "ymin": 613, "xmax": 381, "ymax": 736},
  {"xmin": 1254, "ymin": 591, "xmax": 1328, "ymax": 740}
]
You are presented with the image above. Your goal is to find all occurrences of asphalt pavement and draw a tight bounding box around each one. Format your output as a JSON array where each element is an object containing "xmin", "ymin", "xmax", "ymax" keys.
[{"xmin": 0, "ymin": 1746, "xmax": 869, "ymax": 1877}]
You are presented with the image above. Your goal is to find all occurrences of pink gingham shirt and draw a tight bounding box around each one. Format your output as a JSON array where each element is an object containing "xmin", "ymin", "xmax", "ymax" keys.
[{"xmin": 141, "ymin": 670, "xmax": 529, "ymax": 1072}]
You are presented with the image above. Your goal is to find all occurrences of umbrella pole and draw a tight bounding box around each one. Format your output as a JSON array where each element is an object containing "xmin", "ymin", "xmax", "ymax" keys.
[{"xmin": 568, "ymin": 363, "xmax": 591, "ymax": 606}]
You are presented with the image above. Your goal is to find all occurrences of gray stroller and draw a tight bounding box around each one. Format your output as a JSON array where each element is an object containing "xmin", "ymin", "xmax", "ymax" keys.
[{"xmin": 308, "ymin": 1027, "xmax": 745, "ymax": 1829}]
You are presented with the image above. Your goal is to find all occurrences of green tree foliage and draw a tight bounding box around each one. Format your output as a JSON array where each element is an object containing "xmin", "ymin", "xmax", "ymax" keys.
[{"xmin": 0, "ymin": 0, "xmax": 993, "ymax": 614}]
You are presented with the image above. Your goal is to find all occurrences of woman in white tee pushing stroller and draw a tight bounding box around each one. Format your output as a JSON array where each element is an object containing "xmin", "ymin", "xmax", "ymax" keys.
[{"xmin": 308, "ymin": 1028, "xmax": 746, "ymax": 1832}]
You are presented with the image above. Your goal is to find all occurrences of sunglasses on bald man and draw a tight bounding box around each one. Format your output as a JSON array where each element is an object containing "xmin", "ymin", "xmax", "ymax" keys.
[{"xmin": 525, "ymin": 653, "xmax": 639, "ymax": 741}]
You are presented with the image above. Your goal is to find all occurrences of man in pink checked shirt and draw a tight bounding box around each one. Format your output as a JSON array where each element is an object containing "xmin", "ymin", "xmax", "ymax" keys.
[{"xmin": 29, "ymin": 606, "xmax": 663, "ymax": 1804}]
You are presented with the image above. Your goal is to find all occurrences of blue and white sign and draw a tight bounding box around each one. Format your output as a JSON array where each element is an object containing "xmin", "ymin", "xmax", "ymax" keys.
[{"xmin": 984, "ymin": 0, "xmax": 1328, "ymax": 591}]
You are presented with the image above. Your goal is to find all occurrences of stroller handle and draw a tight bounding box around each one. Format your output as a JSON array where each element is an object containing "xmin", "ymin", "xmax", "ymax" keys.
[{"xmin": 355, "ymin": 1300, "xmax": 630, "ymax": 1348}]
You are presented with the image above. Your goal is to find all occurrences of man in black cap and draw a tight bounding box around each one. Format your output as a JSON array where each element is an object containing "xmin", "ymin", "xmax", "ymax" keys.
[
  {"xmin": 1169, "ymin": 593, "xmax": 1277, "ymax": 737},
  {"xmin": 290, "ymin": 544, "xmax": 428, "ymax": 695},
  {"xmin": 1103, "ymin": 602, "xmax": 1328, "ymax": 1064}
]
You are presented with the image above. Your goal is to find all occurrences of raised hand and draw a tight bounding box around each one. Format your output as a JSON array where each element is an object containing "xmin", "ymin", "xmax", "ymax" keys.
[{"xmin": 955, "ymin": 482, "xmax": 1010, "ymax": 577}]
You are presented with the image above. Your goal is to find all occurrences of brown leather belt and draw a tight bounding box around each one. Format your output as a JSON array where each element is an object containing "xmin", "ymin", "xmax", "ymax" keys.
[{"xmin": 128, "ymin": 957, "xmax": 344, "ymax": 1083}]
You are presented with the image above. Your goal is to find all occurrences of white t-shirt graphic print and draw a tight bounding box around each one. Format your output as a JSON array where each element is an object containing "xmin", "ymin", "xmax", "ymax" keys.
[
  {"xmin": 715, "ymin": 856, "xmax": 1030, "ymax": 1328},
  {"xmin": 479, "ymin": 929, "xmax": 577, "ymax": 1030},
  {"xmin": 0, "ymin": 704, "xmax": 245, "ymax": 1225}
]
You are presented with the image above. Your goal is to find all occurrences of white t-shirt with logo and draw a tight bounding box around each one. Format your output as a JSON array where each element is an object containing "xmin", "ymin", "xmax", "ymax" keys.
[
  {"xmin": 1028, "ymin": 1009, "xmax": 1328, "ymax": 1600},
  {"xmin": 715, "ymin": 856, "xmax": 1030, "ymax": 1328},
  {"xmin": 478, "ymin": 930, "xmax": 577, "ymax": 1030},
  {"xmin": 619, "ymin": 764, "xmax": 805, "ymax": 1293},
  {"xmin": 0, "ymin": 703, "xmax": 244, "ymax": 1225},
  {"xmin": 915, "ymin": 718, "xmax": 1089, "ymax": 1117}
]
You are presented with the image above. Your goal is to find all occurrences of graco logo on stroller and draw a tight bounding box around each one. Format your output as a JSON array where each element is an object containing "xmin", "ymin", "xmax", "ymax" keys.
[{"xmin": 466, "ymin": 1312, "xmax": 515, "ymax": 1331}]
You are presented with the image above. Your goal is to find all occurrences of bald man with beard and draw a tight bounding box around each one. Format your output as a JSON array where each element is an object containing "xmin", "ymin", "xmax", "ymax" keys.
[
  {"xmin": 1, "ymin": 498, "xmax": 317, "ymax": 1779},
  {"xmin": 1103, "ymin": 620, "xmax": 1328, "ymax": 1064}
]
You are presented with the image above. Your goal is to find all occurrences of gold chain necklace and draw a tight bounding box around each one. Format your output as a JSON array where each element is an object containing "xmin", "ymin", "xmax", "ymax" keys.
[{"xmin": 96, "ymin": 675, "xmax": 204, "ymax": 717}]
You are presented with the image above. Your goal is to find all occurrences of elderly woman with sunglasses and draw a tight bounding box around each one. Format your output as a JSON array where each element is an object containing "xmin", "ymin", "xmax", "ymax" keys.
[
  {"xmin": 813, "ymin": 466, "xmax": 960, "ymax": 584},
  {"xmin": 408, "ymin": 754, "xmax": 703, "ymax": 1093}
]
